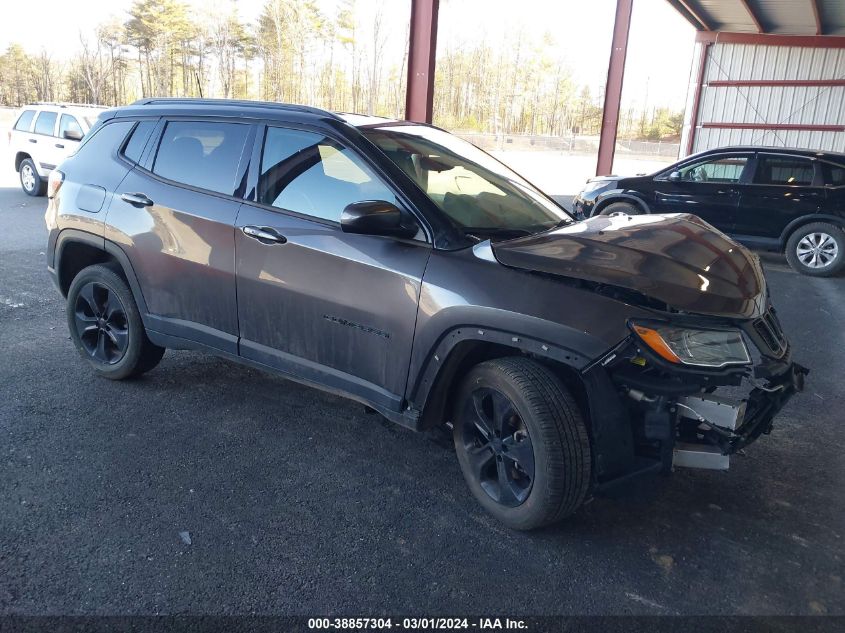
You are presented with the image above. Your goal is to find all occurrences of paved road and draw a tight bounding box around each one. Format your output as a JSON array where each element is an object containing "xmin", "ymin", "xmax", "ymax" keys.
[{"xmin": 1, "ymin": 176, "xmax": 844, "ymax": 617}]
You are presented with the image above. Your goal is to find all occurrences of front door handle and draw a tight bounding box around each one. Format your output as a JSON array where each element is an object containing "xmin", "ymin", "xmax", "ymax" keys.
[
  {"xmin": 55, "ymin": 143, "xmax": 64, "ymax": 149},
  {"xmin": 242, "ymin": 225, "xmax": 287, "ymax": 244},
  {"xmin": 29, "ymin": 139, "xmax": 37, "ymax": 144},
  {"xmin": 120, "ymin": 192, "xmax": 154, "ymax": 207}
]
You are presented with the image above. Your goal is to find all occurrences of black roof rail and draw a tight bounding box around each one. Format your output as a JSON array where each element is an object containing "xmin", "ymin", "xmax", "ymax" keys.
[{"xmin": 130, "ymin": 97, "xmax": 341, "ymax": 120}]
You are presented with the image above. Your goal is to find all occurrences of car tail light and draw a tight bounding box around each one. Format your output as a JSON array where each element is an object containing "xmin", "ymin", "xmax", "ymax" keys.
[{"xmin": 47, "ymin": 169, "xmax": 64, "ymax": 199}]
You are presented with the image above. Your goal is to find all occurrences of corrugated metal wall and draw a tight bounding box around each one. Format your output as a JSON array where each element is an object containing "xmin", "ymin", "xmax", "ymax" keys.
[{"xmin": 683, "ymin": 41, "xmax": 845, "ymax": 155}]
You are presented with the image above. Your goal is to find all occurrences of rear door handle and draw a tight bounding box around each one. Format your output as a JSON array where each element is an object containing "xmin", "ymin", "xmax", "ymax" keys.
[
  {"xmin": 120, "ymin": 192, "xmax": 154, "ymax": 207},
  {"xmin": 28, "ymin": 139, "xmax": 37, "ymax": 143},
  {"xmin": 55, "ymin": 143, "xmax": 64, "ymax": 149},
  {"xmin": 242, "ymin": 225, "xmax": 287, "ymax": 244}
]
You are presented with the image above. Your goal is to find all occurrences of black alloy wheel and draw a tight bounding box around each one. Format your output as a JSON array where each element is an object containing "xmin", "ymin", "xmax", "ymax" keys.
[
  {"xmin": 459, "ymin": 387, "xmax": 535, "ymax": 507},
  {"xmin": 453, "ymin": 357, "xmax": 591, "ymax": 530},
  {"xmin": 73, "ymin": 281, "xmax": 130, "ymax": 364},
  {"xmin": 66, "ymin": 264, "xmax": 165, "ymax": 379}
]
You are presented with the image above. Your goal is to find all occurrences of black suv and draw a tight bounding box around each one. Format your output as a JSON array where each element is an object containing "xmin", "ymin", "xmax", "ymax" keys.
[
  {"xmin": 573, "ymin": 147, "xmax": 845, "ymax": 277},
  {"xmin": 46, "ymin": 99, "xmax": 806, "ymax": 530}
]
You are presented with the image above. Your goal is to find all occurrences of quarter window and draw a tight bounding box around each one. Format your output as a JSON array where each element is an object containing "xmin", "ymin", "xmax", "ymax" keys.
[
  {"xmin": 755, "ymin": 156, "xmax": 815, "ymax": 186},
  {"xmin": 823, "ymin": 163, "xmax": 845, "ymax": 187},
  {"xmin": 34, "ymin": 111, "xmax": 57, "ymax": 136},
  {"xmin": 677, "ymin": 156, "xmax": 748, "ymax": 183},
  {"xmin": 122, "ymin": 120, "xmax": 156, "ymax": 164},
  {"xmin": 14, "ymin": 110, "xmax": 35, "ymax": 131},
  {"xmin": 152, "ymin": 121, "xmax": 250, "ymax": 195},
  {"xmin": 258, "ymin": 126, "xmax": 398, "ymax": 223},
  {"xmin": 58, "ymin": 114, "xmax": 83, "ymax": 139}
]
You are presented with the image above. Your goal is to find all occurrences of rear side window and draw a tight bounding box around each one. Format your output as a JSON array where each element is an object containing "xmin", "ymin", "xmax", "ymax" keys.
[
  {"xmin": 152, "ymin": 121, "xmax": 249, "ymax": 195},
  {"xmin": 823, "ymin": 163, "xmax": 845, "ymax": 187},
  {"xmin": 755, "ymin": 156, "xmax": 815, "ymax": 186},
  {"xmin": 14, "ymin": 110, "xmax": 35, "ymax": 131},
  {"xmin": 122, "ymin": 120, "xmax": 156, "ymax": 164},
  {"xmin": 34, "ymin": 111, "xmax": 57, "ymax": 136},
  {"xmin": 258, "ymin": 126, "xmax": 397, "ymax": 222},
  {"xmin": 58, "ymin": 115, "xmax": 83, "ymax": 139}
]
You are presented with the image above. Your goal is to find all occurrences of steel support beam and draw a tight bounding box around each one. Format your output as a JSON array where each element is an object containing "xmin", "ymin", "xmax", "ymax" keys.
[
  {"xmin": 685, "ymin": 41, "xmax": 711, "ymax": 156},
  {"xmin": 405, "ymin": 0, "xmax": 439, "ymax": 123},
  {"xmin": 596, "ymin": 0, "xmax": 633, "ymax": 176},
  {"xmin": 696, "ymin": 31, "xmax": 845, "ymax": 48},
  {"xmin": 811, "ymin": 0, "xmax": 823, "ymax": 35},
  {"xmin": 739, "ymin": 0, "xmax": 765, "ymax": 33}
]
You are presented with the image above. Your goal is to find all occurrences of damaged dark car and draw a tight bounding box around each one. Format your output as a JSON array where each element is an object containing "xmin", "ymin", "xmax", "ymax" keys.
[{"xmin": 46, "ymin": 99, "xmax": 807, "ymax": 530}]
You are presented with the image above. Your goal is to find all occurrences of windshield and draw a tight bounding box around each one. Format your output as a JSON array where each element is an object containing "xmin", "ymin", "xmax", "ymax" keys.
[{"xmin": 361, "ymin": 124, "xmax": 571, "ymax": 235}]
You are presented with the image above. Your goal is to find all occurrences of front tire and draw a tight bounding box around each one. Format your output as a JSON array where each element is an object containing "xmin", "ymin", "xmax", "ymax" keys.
[
  {"xmin": 19, "ymin": 158, "xmax": 46, "ymax": 196},
  {"xmin": 598, "ymin": 201, "xmax": 641, "ymax": 217},
  {"xmin": 784, "ymin": 222, "xmax": 845, "ymax": 277},
  {"xmin": 66, "ymin": 264, "xmax": 165, "ymax": 380},
  {"xmin": 452, "ymin": 357, "xmax": 591, "ymax": 530}
]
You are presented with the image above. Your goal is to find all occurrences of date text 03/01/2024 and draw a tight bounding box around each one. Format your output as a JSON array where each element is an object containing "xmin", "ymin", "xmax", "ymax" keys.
[{"xmin": 307, "ymin": 617, "xmax": 528, "ymax": 630}]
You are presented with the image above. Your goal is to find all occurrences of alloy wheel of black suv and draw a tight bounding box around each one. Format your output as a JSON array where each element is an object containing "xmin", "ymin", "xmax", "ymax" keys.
[
  {"xmin": 784, "ymin": 222, "xmax": 845, "ymax": 277},
  {"xmin": 46, "ymin": 99, "xmax": 807, "ymax": 530}
]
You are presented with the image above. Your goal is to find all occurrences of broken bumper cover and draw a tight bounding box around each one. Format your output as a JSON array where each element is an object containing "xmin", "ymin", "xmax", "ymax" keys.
[{"xmin": 728, "ymin": 360, "xmax": 808, "ymax": 453}]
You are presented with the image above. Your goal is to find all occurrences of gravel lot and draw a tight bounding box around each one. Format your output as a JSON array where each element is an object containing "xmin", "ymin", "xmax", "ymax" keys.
[{"xmin": 1, "ymin": 162, "xmax": 844, "ymax": 618}]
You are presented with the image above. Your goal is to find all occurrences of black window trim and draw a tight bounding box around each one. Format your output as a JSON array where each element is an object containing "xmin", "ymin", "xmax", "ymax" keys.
[
  {"xmin": 135, "ymin": 115, "xmax": 258, "ymax": 203},
  {"xmin": 33, "ymin": 110, "xmax": 59, "ymax": 137},
  {"xmin": 242, "ymin": 120, "xmax": 433, "ymax": 245},
  {"xmin": 751, "ymin": 152, "xmax": 822, "ymax": 188}
]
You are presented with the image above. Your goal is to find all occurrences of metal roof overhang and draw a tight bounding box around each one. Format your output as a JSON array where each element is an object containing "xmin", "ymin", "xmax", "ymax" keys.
[{"xmin": 668, "ymin": 0, "xmax": 845, "ymax": 36}]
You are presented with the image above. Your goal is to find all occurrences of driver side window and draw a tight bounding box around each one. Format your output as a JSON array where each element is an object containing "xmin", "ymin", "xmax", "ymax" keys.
[
  {"xmin": 678, "ymin": 156, "xmax": 748, "ymax": 183},
  {"xmin": 258, "ymin": 126, "xmax": 398, "ymax": 223}
]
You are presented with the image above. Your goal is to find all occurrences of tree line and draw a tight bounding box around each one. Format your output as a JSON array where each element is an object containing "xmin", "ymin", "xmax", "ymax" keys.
[{"xmin": 0, "ymin": 0, "xmax": 682, "ymax": 141}]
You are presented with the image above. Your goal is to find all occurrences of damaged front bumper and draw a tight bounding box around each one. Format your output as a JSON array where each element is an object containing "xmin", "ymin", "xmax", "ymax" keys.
[
  {"xmin": 582, "ymin": 316, "xmax": 808, "ymax": 489},
  {"xmin": 671, "ymin": 359, "xmax": 807, "ymax": 469}
]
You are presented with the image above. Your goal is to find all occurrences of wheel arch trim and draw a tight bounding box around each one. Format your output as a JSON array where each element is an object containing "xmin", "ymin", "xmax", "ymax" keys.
[
  {"xmin": 779, "ymin": 214, "xmax": 845, "ymax": 248},
  {"xmin": 593, "ymin": 191, "xmax": 651, "ymax": 215},
  {"xmin": 409, "ymin": 320, "xmax": 610, "ymax": 428},
  {"xmin": 53, "ymin": 229, "xmax": 151, "ymax": 322}
]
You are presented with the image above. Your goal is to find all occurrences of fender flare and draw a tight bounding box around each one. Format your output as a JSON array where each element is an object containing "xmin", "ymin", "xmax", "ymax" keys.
[
  {"xmin": 593, "ymin": 190, "xmax": 651, "ymax": 216},
  {"xmin": 409, "ymin": 320, "xmax": 611, "ymax": 412},
  {"xmin": 778, "ymin": 213, "xmax": 845, "ymax": 248},
  {"xmin": 53, "ymin": 229, "xmax": 151, "ymax": 322}
]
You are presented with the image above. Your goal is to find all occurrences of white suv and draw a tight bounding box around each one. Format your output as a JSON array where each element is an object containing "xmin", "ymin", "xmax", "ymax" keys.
[{"xmin": 9, "ymin": 103, "xmax": 105, "ymax": 196}]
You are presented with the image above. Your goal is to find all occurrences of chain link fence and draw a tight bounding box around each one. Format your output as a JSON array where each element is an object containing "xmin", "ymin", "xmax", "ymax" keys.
[{"xmin": 456, "ymin": 133, "xmax": 679, "ymax": 159}]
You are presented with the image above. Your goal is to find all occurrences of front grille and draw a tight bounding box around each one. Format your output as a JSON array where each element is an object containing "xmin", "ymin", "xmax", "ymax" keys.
[{"xmin": 751, "ymin": 308, "xmax": 787, "ymax": 358}]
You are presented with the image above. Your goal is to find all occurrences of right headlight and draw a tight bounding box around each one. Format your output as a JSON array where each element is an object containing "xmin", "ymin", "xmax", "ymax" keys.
[{"xmin": 630, "ymin": 322, "xmax": 751, "ymax": 368}]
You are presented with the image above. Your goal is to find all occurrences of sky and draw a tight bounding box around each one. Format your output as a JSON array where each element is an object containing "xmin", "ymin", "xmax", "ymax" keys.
[{"xmin": 0, "ymin": 0, "xmax": 695, "ymax": 112}]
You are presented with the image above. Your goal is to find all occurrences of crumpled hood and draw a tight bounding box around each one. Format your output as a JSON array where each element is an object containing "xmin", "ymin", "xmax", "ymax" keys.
[{"xmin": 492, "ymin": 213, "xmax": 767, "ymax": 318}]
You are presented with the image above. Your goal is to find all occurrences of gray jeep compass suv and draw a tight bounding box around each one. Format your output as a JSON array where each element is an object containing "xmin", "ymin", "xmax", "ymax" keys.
[{"xmin": 46, "ymin": 98, "xmax": 807, "ymax": 530}]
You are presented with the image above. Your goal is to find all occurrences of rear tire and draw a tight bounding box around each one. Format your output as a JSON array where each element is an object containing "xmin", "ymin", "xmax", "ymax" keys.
[
  {"xmin": 784, "ymin": 222, "xmax": 845, "ymax": 277},
  {"xmin": 452, "ymin": 357, "xmax": 591, "ymax": 530},
  {"xmin": 66, "ymin": 264, "xmax": 165, "ymax": 380},
  {"xmin": 598, "ymin": 201, "xmax": 641, "ymax": 217},
  {"xmin": 19, "ymin": 158, "xmax": 45, "ymax": 196}
]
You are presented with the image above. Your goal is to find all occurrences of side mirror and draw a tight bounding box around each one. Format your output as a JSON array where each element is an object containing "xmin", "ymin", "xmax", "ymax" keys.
[
  {"xmin": 340, "ymin": 200, "xmax": 418, "ymax": 239},
  {"xmin": 63, "ymin": 129, "xmax": 83, "ymax": 141},
  {"xmin": 668, "ymin": 170, "xmax": 682, "ymax": 182}
]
